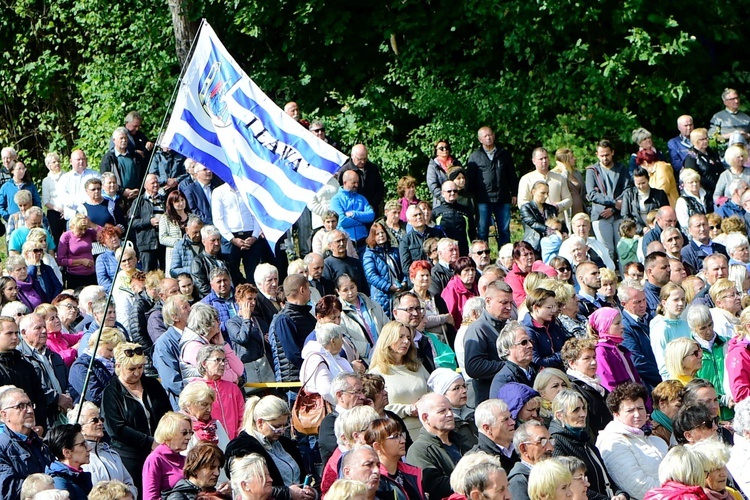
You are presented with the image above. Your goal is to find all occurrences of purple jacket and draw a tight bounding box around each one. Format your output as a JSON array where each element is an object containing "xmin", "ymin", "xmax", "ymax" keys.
[{"xmin": 595, "ymin": 339, "xmax": 642, "ymax": 392}]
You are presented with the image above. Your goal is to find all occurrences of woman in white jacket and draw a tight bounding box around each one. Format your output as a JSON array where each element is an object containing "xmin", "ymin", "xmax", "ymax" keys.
[
  {"xmin": 299, "ymin": 323, "xmax": 354, "ymax": 405},
  {"xmin": 595, "ymin": 382, "xmax": 668, "ymax": 500}
]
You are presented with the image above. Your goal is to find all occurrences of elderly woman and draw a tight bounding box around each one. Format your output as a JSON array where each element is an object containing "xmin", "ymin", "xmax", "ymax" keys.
[
  {"xmin": 95, "ymin": 224, "xmax": 125, "ymax": 293},
  {"xmin": 6, "ymin": 255, "xmax": 46, "ymax": 310},
  {"xmin": 101, "ymin": 342, "xmax": 171, "ymax": 493},
  {"xmin": 728, "ymin": 306, "xmax": 750, "ymax": 404},
  {"xmin": 675, "ymin": 168, "xmax": 713, "ymax": 228},
  {"xmin": 725, "ymin": 232, "xmax": 750, "ymax": 273},
  {"xmin": 229, "ymin": 453, "xmax": 274, "ymax": 500},
  {"xmin": 300, "ymin": 323, "xmax": 354, "ymax": 405},
  {"xmin": 52, "ymin": 293, "xmax": 81, "ymax": 334},
  {"xmin": 69, "ymin": 402, "xmax": 138, "ymax": 498},
  {"xmin": 68, "ymin": 327, "xmax": 122, "ymax": 405},
  {"xmin": 427, "ymin": 139, "xmax": 461, "ymax": 208},
  {"xmin": 550, "ymin": 389, "xmax": 627, "ymax": 500},
  {"xmin": 336, "ymin": 274, "xmax": 388, "ymax": 360},
  {"xmin": 691, "ymin": 438, "xmax": 744, "ymax": 500},
  {"xmin": 224, "ymin": 396, "xmax": 316, "ymax": 500},
  {"xmin": 428, "ymin": 368, "xmax": 477, "ymax": 446},
  {"xmin": 380, "ymin": 199, "xmax": 407, "ymax": 245},
  {"xmin": 665, "ymin": 337, "xmax": 703, "ymax": 385},
  {"xmin": 441, "ymin": 256, "xmax": 478, "ymax": 329},
  {"xmin": 561, "ymin": 337, "xmax": 612, "ymax": 436},
  {"xmin": 225, "ymin": 283, "xmax": 274, "ymax": 381},
  {"xmin": 78, "ymin": 178, "xmax": 125, "ymax": 234},
  {"xmin": 26, "ymin": 226, "xmax": 62, "ymax": 281},
  {"xmin": 36, "ymin": 303, "xmax": 82, "ymax": 368},
  {"xmin": 684, "ymin": 128, "xmax": 723, "ymax": 196},
  {"xmin": 505, "ymin": 241, "xmax": 556, "ymax": 306},
  {"xmin": 709, "ymin": 278, "xmax": 742, "ymax": 340},
  {"xmin": 57, "ymin": 212, "xmax": 98, "ymax": 289},
  {"xmin": 142, "ymin": 412, "xmax": 191, "ymax": 500},
  {"xmin": 42, "ymin": 151, "xmax": 66, "ymax": 241},
  {"xmin": 558, "ymin": 236, "xmax": 598, "ymax": 274},
  {"xmin": 644, "ymin": 445, "xmax": 711, "ymax": 500},
  {"xmin": 111, "ymin": 245, "xmax": 139, "ymax": 325},
  {"xmin": 6, "ymin": 189, "xmax": 33, "ymax": 238},
  {"xmin": 524, "ymin": 288, "xmax": 566, "ymax": 369},
  {"xmin": 368, "ymin": 321, "xmax": 430, "ymax": 439},
  {"xmin": 194, "ymin": 344, "xmax": 246, "ymax": 440},
  {"xmin": 729, "ymin": 263, "xmax": 750, "ymax": 294},
  {"xmin": 650, "ymin": 380, "xmax": 684, "ymax": 446},
  {"xmin": 364, "ymin": 417, "xmax": 424, "ymax": 500},
  {"xmin": 533, "ymin": 367, "xmax": 572, "ymax": 425},
  {"xmin": 362, "ymin": 221, "xmax": 404, "ymax": 316},
  {"xmin": 528, "ymin": 457, "xmax": 574, "ymax": 500},
  {"xmin": 410, "ymin": 260, "xmax": 454, "ymax": 340},
  {"xmin": 553, "ymin": 281, "xmax": 587, "ymax": 339},
  {"xmin": 496, "ymin": 382, "xmax": 542, "ymax": 424},
  {"xmin": 491, "ymin": 320, "xmax": 537, "ymax": 395},
  {"xmin": 252, "ymin": 264, "xmax": 281, "ymax": 327},
  {"xmin": 162, "ymin": 442, "xmax": 231, "ymax": 499},
  {"xmin": 180, "ymin": 303, "xmax": 243, "ymax": 384},
  {"xmin": 727, "ymin": 399, "xmax": 750, "ymax": 498},
  {"xmin": 179, "ymin": 381, "xmax": 231, "ymax": 451},
  {"xmin": 308, "ymin": 294, "xmax": 360, "ymax": 366},
  {"xmin": 715, "ymin": 145, "xmax": 750, "ymax": 204},
  {"xmin": 43, "ymin": 423, "xmax": 93, "ymax": 500},
  {"xmin": 24, "ymin": 240, "xmax": 62, "ymax": 300},
  {"xmin": 635, "ymin": 151, "xmax": 679, "ymax": 206},
  {"xmin": 596, "ymin": 382, "xmax": 668, "ymax": 499},
  {"xmin": 628, "ymin": 128, "xmax": 666, "ymax": 172}
]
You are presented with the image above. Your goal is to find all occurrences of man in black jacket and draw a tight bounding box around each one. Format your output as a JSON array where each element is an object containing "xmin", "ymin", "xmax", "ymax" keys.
[
  {"xmin": 128, "ymin": 174, "xmax": 164, "ymax": 272},
  {"xmin": 318, "ymin": 372, "xmax": 367, "ymax": 465},
  {"xmin": 464, "ymin": 281, "xmax": 514, "ymax": 407},
  {"xmin": 323, "ymin": 230, "xmax": 368, "ymax": 295},
  {"xmin": 399, "ymin": 205, "xmax": 444, "ymax": 274},
  {"xmin": 432, "ymin": 181, "xmax": 475, "ymax": 256},
  {"xmin": 191, "ymin": 224, "xmax": 239, "ymax": 299},
  {"xmin": 472, "ymin": 399, "xmax": 520, "ymax": 473},
  {"xmin": 337, "ymin": 144, "xmax": 385, "ymax": 218},
  {"xmin": 508, "ymin": 421, "xmax": 555, "ymax": 500},
  {"xmin": 0, "ymin": 317, "xmax": 47, "ymax": 427}
]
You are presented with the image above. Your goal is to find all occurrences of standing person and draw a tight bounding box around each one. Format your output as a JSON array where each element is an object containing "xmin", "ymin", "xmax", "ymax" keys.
[
  {"xmin": 552, "ymin": 148, "xmax": 586, "ymax": 223},
  {"xmin": 585, "ymin": 139, "xmax": 631, "ymax": 263},
  {"xmin": 427, "ymin": 139, "xmax": 461, "ymax": 208},
  {"xmin": 42, "ymin": 152, "xmax": 66, "ymax": 242},
  {"xmin": 517, "ymin": 147, "xmax": 572, "ymax": 218},
  {"xmin": 432, "ymin": 180, "xmax": 476, "ymax": 255},
  {"xmin": 0, "ymin": 161, "xmax": 41, "ymax": 223},
  {"xmin": 330, "ymin": 170, "xmax": 375, "ymax": 259},
  {"xmin": 337, "ymin": 144, "xmax": 385, "ymax": 218},
  {"xmin": 362, "ymin": 222, "xmax": 404, "ymax": 317},
  {"xmin": 709, "ymin": 88, "xmax": 750, "ymax": 140},
  {"xmin": 100, "ymin": 127, "xmax": 142, "ymax": 206},
  {"xmin": 159, "ymin": 190, "xmax": 190, "ymax": 273},
  {"xmin": 619, "ymin": 280, "xmax": 662, "ymax": 391},
  {"xmin": 683, "ymin": 128, "xmax": 724, "ymax": 196},
  {"xmin": 466, "ymin": 126, "xmax": 519, "ymax": 247},
  {"xmin": 128, "ymin": 174, "xmax": 163, "ymax": 272},
  {"xmin": 667, "ymin": 115, "xmax": 694, "ymax": 173}
]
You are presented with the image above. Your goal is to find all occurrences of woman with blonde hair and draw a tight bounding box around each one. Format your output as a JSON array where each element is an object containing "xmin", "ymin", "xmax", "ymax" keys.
[
  {"xmin": 111, "ymin": 245, "xmax": 139, "ymax": 326},
  {"xmin": 727, "ymin": 306, "xmax": 750, "ymax": 404},
  {"xmin": 528, "ymin": 457, "xmax": 574, "ymax": 500},
  {"xmin": 101, "ymin": 342, "xmax": 170, "ymax": 494},
  {"xmin": 57, "ymin": 212, "xmax": 99, "ymax": 289},
  {"xmin": 141, "ymin": 412, "xmax": 192, "ymax": 500},
  {"xmin": 326, "ymin": 479, "xmax": 367, "ymax": 500},
  {"xmin": 179, "ymin": 380, "xmax": 230, "ymax": 452},
  {"xmin": 643, "ymin": 445, "xmax": 710, "ymax": 500},
  {"xmin": 229, "ymin": 453, "xmax": 274, "ymax": 500},
  {"xmin": 68, "ymin": 327, "xmax": 123, "ymax": 405},
  {"xmin": 561, "ymin": 337, "xmax": 612, "ymax": 436},
  {"xmin": 368, "ymin": 320, "xmax": 430, "ymax": 439},
  {"xmin": 533, "ymin": 367, "xmax": 572, "ymax": 425},
  {"xmin": 552, "ymin": 147, "xmax": 586, "ymax": 221},
  {"xmin": 729, "ymin": 263, "xmax": 749, "ymax": 294},
  {"xmin": 710, "ymin": 278, "xmax": 742, "ymax": 340},
  {"xmin": 650, "ymin": 380, "xmax": 684, "ymax": 446},
  {"xmin": 683, "ymin": 276, "xmax": 706, "ymax": 304},
  {"xmin": 665, "ymin": 337, "xmax": 703, "ymax": 384},
  {"xmin": 224, "ymin": 396, "xmax": 315, "ymax": 500},
  {"xmin": 650, "ymin": 283, "xmax": 691, "ymax": 378},
  {"xmin": 690, "ymin": 438, "xmax": 744, "ymax": 500}
]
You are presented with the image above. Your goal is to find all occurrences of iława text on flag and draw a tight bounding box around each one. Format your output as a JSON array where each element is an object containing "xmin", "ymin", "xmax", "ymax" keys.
[{"xmin": 160, "ymin": 21, "xmax": 348, "ymax": 250}]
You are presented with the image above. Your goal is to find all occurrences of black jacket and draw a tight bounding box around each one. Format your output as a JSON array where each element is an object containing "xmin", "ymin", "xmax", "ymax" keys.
[
  {"xmin": 490, "ymin": 360, "xmax": 536, "ymax": 398},
  {"xmin": 128, "ymin": 195, "xmax": 160, "ymax": 252},
  {"xmin": 17, "ymin": 341, "xmax": 68, "ymax": 428},
  {"xmin": 620, "ymin": 186, "xmax": 670, "ymax": 233},
  {"xmin": 508, "ymin": 461, "xmax": 531, "ymax": 500},
  {"xmin": 428, "ymin": 262, "xmax": 453, "ymax": 297},
  {"xmin": 432, "ymin": 201, "xmax": 476, "ymax": 255},
  {"xmin": 101, "ymin": 375, "xmax": 170, "ymax": 465},
  {"xmin": 323, "ymin": 254, "xmax": 369, "ymax": 295},
  {"xmin": 399, "ymin": 226, "xmax": 444, "ymax": 276},
  {"xmin": 681, "ymin": 239, "xmax": 728, "ymax": 274},
  {"xmin": 549, "ymin": 419, "xmax": 628, "ymax": 500},
  {"xmin": 269, "ymin": 302, "xmax": 317, "ymax": 382},
  {"xmin": 0, "ymin": 349, "xmax": 47, "ymax": 426},
  {"xmin": 190, "ymin": 251, "xmax": 238, "ymax": 299},
  {"xmin": 128, "ymin": 290, "xmax": 157, "ymax": 376},
  {"xmin": 684, "ymin": 147, "xmax": 724, "ymax": 195},
  {"xmin": 405, "ymin": 428, "xmax": 473, "ymax": 500},
  {"xmin": 466, "ymin": 146, "xmax": 518, "ymax": 204},
  {"xmin": 568, "ymin": 376, "xmax": 612, "ymax": 439},
  {"xmin": 464, "ymin": 310, "xmax": 506, "ymax": 406},
  {"xmin": 225, "ymin": 431, "xmax": 310, "ymax": 500},
  {"xmin": 519, "ymin": 202, "xmax": 565, "ymax": 251},
  {"xmin": 470, "ymin": 432, "xmax": 520, "ymax": 474},
  {"xmin": 252, "ymin": 292, "xmax": 280, "ymax": 328}
]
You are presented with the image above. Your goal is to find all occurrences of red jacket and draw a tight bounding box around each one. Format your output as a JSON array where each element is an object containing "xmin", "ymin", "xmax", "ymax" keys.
[
  {"xmin": 505, "ymin": 262, "xmax": 557, "ymax": 307},
  {"xmin": 644, "ymin": 481, "xmax": 711, "ymax": 500}
]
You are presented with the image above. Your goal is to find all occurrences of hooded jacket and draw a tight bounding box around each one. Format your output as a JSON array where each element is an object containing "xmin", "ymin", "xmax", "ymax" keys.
[
  {"xmin": 643, "ymin": 480, "xmax": 710, "ymax": 500},
  {"xmin": 46, "ymin": 460, "xmax": 93, "ymax": 500}
]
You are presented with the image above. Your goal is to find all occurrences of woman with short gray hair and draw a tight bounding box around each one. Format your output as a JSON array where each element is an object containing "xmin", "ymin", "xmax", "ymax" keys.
[
  {"xmin": 299, "ymin": 322, "xmax": 354, "ymax": 405},
  {"xmin": 179, "ymin": 303, "xmax": 244, "ymax": 384},
  {"xmin": 193, "ymin": 344, "xmax": 246, "ymax": 440}
]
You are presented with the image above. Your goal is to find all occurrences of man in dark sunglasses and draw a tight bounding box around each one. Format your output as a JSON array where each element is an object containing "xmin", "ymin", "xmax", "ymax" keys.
[
  {"xmin": 432, "ymin": 180, "xmax": 475, "ymax": 256},
  {"xmin": 470, "ymin": 240, "xmax": 492, "ymax": 273}
]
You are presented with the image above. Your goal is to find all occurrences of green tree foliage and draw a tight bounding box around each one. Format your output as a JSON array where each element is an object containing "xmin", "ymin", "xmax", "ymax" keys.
[{"xmin": 0, "ymin": 0, "xmax": 747, "ymax": 198}]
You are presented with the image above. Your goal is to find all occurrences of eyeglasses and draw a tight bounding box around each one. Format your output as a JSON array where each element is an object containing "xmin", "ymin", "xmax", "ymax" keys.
[
  {"xmin": 265, "ymin": 420, "xmax": 290, "ymax": 434},
  {"xmin": 59, "ymin": 303, "xmax": 78, "ymax": 310},
  {"xmin": 444, "ymin": 189, "xmax": 458, "ymax": 194},
  {"xmin": 310, "ymin": 128, "xmax": 325, "ymax": 133},
  {"xmin": 396, "ymin": 306, "xmax": 424, "ymax": 315},
  {"xmin": 87, "ymin": 417, "xmax": 104, "ymax": 424},
  {"xmin": 556, "ymin": 266, "xmax": 571, "ymax": 273},
  {"xmin": 3, "ymin": 401, "xmax": 34, "ymax": 412},
  {"xmin": 343, "ymin": 389, "xmax": 366, "ymax": 397},
  {"xmin": 572, "ymin": 474, "xmax": 588, "ymax": 482},
  {"xmin": 709, "ymin": 225, "xmax": 720, "ymax": 230},
  {"xmin": 513, "ymin": 338, "xmax": 534, "ymax": 347},
  {"xmin": 123, "ymin": 347, "xmax": 144, "ymax": 357},
  {"xmin": 207, "ymin": 358, "xmax": 227, "ymax": 364},
  {"xmin": 447, "ymin": 384, "xmax": 467, "ymax": 392},
  {"xmin": 332, "ymin": 238, "xmax": 347, "ymax": 245},
  {"xmin": 699, "ymin": 417, "xmax": 719, "ymax": 430},
  {"xmin": 437, "ymin": 146, "xmax": 450, "ymax": 151},
  {"xmin": 71, "ymin": 441, "xmax": 89, "ymax": 449},
  {"xmin": 31, "ymin": 249, "xmax": 43, "ymax": 254},
  {"xmin": 523, "ymin": 437, "xmax": 555, "ymax": 447},
  {"xmin": 386, "ymin": 432, "xmax": 407, "ymax": 441},
  {"xmin": 474, "ymin": 249, "xmax": 490, "ymax": 255},
  {"xmin": 180, "ymin": 429, "xmax": 195, "ymax": 436}
]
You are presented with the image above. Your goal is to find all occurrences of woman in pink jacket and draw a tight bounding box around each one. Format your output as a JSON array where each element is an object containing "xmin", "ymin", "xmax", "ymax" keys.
[
  {"xmin": 440, "ymin": 256, "xmax": 478, "ymax": 329},
  {"xmin": 727, "ymin": 306, "xmax": 750, "ymax": 404},
  {"xmin": 589, "ymin": 307, "xmax": 642, "ymax": 392},
  {"xmin": 195, "ymin": 344, "xmax": 245, "ymax": 440}
]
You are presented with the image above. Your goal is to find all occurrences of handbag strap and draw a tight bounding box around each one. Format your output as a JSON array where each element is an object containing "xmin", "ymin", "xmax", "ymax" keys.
[{"xmin": 299, "ymin": 353, "xmax": 329, "ymax": 389}]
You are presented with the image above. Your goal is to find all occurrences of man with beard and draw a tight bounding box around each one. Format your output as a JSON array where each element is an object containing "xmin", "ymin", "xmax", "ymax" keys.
[{"xmin": 575, "ymin": 261, "xmax": 603, "ymax": 318}]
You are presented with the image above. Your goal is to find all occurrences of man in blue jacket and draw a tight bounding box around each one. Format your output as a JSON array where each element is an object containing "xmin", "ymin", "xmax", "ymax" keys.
[
  {"xmin": 619, "ymin": 280, "xmax": 661, "ymax": 391},
  {"xmin": 330, "ymin": 170, "xmax": 375, "ymax": 259}
]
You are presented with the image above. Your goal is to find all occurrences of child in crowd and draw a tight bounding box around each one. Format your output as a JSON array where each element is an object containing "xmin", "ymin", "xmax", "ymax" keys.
[
  {"xmin": 617, "ymin": 219, "xmax": 639, "ymax": 271},
  {"xmin": 541, "ymin": 217, "xmax": 565, "ymax": 263}
]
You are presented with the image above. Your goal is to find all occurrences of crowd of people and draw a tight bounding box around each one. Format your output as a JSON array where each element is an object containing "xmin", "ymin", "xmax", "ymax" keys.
[{"xmin": 3, "ymin": 90, "xmax": 750, "ymax": 500}]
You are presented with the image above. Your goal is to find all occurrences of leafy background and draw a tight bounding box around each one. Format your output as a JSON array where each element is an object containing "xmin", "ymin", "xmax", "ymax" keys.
[{"xmin": 1, "ymin": 0, "xmax": 747, "ymax": 202}]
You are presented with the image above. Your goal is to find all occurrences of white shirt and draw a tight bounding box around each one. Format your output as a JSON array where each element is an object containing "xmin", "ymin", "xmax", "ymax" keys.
[
  {"xmin": 516, "ymin": 170, "xmax": 572, "ymax": 214},
  {"xmin": 59, "ymin": 168, "xmax": 100, "ymax": 219},
  {"xmin": 211, "ymin": 183, "xmax": 262, "ymax": 242},
  {"xmin": 42, "ymin": 171, "xmax": 64, "ymax": 210}
]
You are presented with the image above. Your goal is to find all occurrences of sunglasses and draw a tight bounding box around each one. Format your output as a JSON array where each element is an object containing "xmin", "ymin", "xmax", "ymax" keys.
[
  {"xmin": 514, "ymin": 338, "xmax": 534, "ymax": 347},
  {"xmin": 123, "ymin": 347, "xmax": 144, "ymax": 357},
  {"xmin": 474, "ymin": 250, "xmax": 490, "ymax": 255},
  {"xmin": 437, "ymin": 146, "xmax": 450, "ymax": 151},
  {"xmin": 556, "ymin": 266, "xmax": 571, "ymax": 273},
  {"xmin": 87, "ymin": 417, "xmax": 104, "ymax": 424}
]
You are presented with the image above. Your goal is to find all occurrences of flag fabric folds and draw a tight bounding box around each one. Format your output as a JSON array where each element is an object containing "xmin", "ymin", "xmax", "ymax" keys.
[{"xmin": 161, "ymin": 21, "xmax": 347, "ymax": 249}]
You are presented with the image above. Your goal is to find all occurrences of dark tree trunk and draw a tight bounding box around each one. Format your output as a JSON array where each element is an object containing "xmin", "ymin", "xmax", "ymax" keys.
[{"xmin": 167, "ymin": 0, "xmax": 199, "ymax": 66}]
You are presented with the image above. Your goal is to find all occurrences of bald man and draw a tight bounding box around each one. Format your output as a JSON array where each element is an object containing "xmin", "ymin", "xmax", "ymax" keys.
[
  {"xmin": 640, "ymin": 206, "xmax": 679, "ymax": 255},
  {"xmin": 329, "ymin": 170, "xmax": 375, "ymax": 258},
  {"xmin": 337, "ymin": 144, "xmax": 385, "ymax": 217},
  {"xmin": 667, "ymin": 115, "xmax": 694, "ymax": 173}
]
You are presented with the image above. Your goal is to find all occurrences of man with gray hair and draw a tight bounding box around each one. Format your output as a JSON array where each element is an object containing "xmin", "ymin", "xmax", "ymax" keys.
[
  {"xmin": 59, "ymin": 149, "xmax": 99, "ymax": 221},
  {"xmin": 709, "ymin": 88, "xmax": 750, "ymax": 140},
  {"xmin": 399, "ymin": 205, "xmax": 444, "ymax": 273},
  {"xmin": 319, "ymin": 372, "xmax": 366, "ymax": 465},
  {"xmin": 323, "ymin": 230, "xmax": 368, "ymax": 294},
  {"xmin": 78, "ymin": 297, "xmax": 128, "ymax": 356},
  {"xmin": 681, "ymin": 213, "xmax": 728, "ymax": 274},
  {"xmin": 200, "ymin": 267, "xmax": 236, "ymax": 336},
  {"xmin": 619, "ymin": 279, "xmax": 661, "ymax": 391},
  {"xmin": 304, "ymin": 251, "xmax": 333, "ymax": 297},
  {"xmin": 128, "ymin": 173, "xmax": 164, "ymax": 271},
  {"xmin": 171, "ymin": 215, "xmax": 204, "ymax": 278},
  {"xmin": 406, "ymin": 393, "xmax": 472, "ymax": 500},
  {"xmin": 429, "ymin": 237, "xmax": 458, "ymax": 296},
  {"xmin": 154, "ymin": 294, "xmax": 191, "ymax": 410},
  {"xmin": 716, "ymin": 178, "xmax": 748, "ymax": 219},
  {"xmin": 471, "ymin": 398, "xmax": 520, "ymax": 473},
  {"xmin": 191, "ymin": 224, "xmax": 236, "ymax": 299},
  {"xmin": 660, "ymin": 226, "xmax": 684, "ymax": 261},
  {"xmin": 17, "ymin": 313, "xmax": 71, "ymax": 429},
  {"xmin": 100, "ymin": 126, "xmax": 142, "ymax": 203},
  {"xmin": 508, "ymin": 420, "xmax": 554, "ymax": 500},
  {"xmin": 667, "ymin": 114, "xmax": 694, "ymax": 172},
  {"xmin": 694, "ymin": 252, "xmax": 729, "ymax": 307},
  {"xmin": 341, "ymin": 445, "xmax": 381, "ymax": 500},
  {"xmin": 0, "ymin": 387, "xmax": 55, "ymax": 498},
  {"xmin": 74, "ymin": 285, "xmax": 105, "ymax": 333}
]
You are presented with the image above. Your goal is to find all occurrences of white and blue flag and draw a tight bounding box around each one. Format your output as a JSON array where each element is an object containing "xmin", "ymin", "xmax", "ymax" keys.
[{"xmin": 161, "ymin": 21, "xmax": 347, "ymax": 248}]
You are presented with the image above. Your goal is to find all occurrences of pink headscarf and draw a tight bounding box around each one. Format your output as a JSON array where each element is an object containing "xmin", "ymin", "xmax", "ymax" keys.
[{"xmin": 589, "ymin": 307, "xmax": 620, "ymax": 338}]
